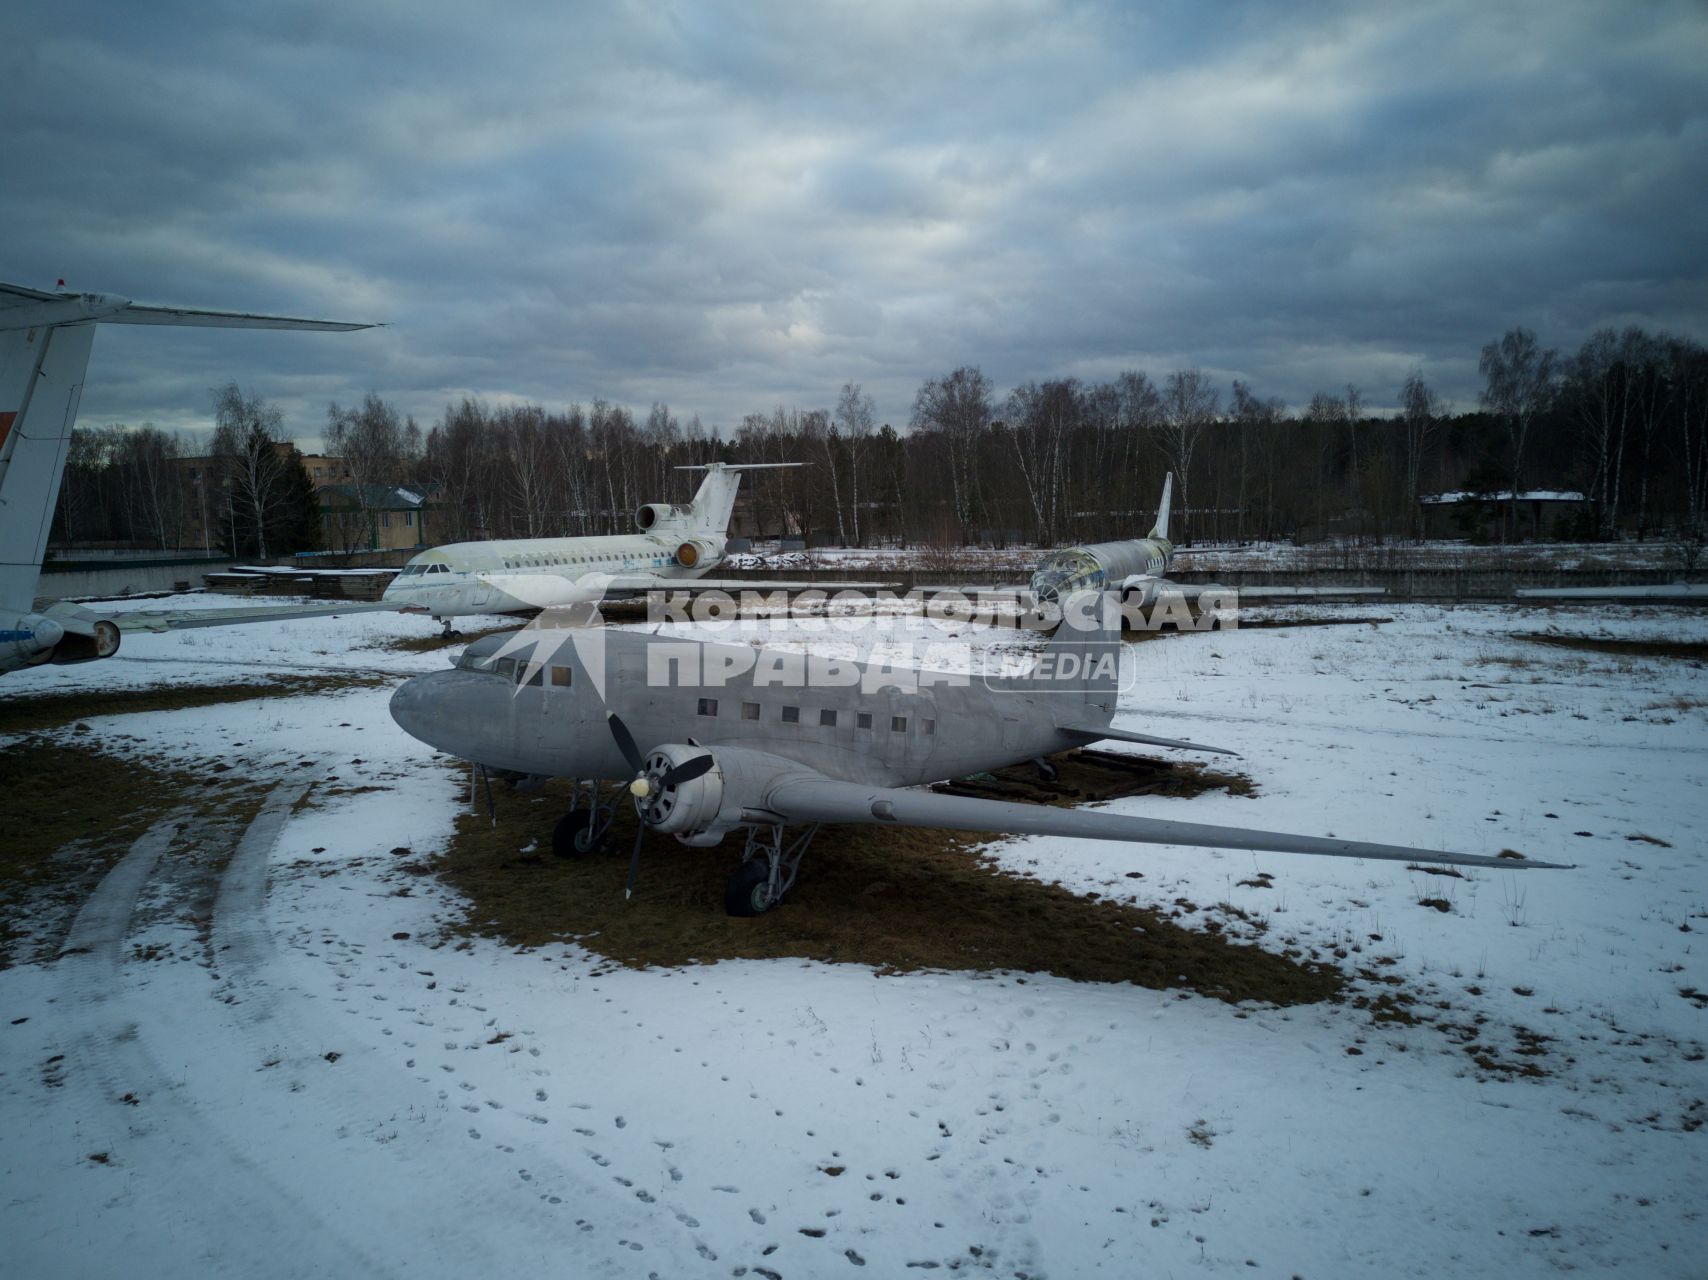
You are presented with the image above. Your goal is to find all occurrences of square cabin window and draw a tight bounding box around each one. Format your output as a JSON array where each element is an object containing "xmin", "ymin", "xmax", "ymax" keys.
[
  {"xmin": 856, "ymin": 712, "xmax": 873, "ymax": 730},
  {"xmin": 741, "ymin": 702, "xmax": 761, "ymax": 721},
  {"xmin": 521, "ymin": 666, "xmax": 544, "ymax": 687},
  {"xmin": 781, "ymin": 706, "xmax": 800, "ymax": 724},
  {"xmin": 550, "ymin": 666, "xmax": 572, "ymax": 687},
  {"xmin": 923, "ymin": 719, "xmax": 936, "ymax": 735},
  {"xmin": 697, "ymin": 697, "xmax": 718, "ymax": 717},
  {"xmin": 820, "ymin": 708, "xmax": 837, "ymax": 727},
  {"xmin": 890, "ymin": 715, "xmax": 908, "ymax": 733}
]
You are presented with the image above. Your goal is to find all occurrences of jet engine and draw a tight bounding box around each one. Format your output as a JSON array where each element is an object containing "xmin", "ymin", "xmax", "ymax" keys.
[
  {"xmin": 21, "ymin": 604, "xmax": 124, "ymax": 664},
  {"xmin": 673, "ymin": 538, "xmax": 716, "ymax": 568},
  {"xmin": 48, "ymin": 618, "xmax": 122, "ymax": 663},
  {"xmin": 635, "ymin": 502, "xmax": 692, "ymax": 532}
]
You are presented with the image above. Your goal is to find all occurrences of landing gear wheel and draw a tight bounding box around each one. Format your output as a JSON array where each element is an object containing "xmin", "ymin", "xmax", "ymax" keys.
[
  {"xmin": 724, "ymin": 859, "xmax": 777, "ymax": 917},
  {"xmin": 553, "ymin": 810, "xmax": 605, "ymax": 858}
]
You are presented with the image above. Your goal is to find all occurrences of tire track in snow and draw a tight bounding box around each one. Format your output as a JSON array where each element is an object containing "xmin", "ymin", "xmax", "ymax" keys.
[
  {"xmin": 209, "ymin": 783, "xmax": 696, "ymax": 1275},
  {"xmin": 54, "ymin": 814, "xmax": 395, "ymax": 1280}
]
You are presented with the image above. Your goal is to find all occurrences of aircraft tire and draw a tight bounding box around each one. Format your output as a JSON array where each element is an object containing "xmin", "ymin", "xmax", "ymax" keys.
[
  {"xmin": 723, "ymin": 859, "xmax": 776, "ymax": 917},
  {"xmin": 552, "ymin": 810, "xmax": 603, "ymax": 858}
]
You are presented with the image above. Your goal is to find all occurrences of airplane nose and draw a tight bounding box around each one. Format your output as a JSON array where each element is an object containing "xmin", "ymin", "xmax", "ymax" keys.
[{"xmin": 389, "ymin": 676, "xmax": 428, "ymax": 738}]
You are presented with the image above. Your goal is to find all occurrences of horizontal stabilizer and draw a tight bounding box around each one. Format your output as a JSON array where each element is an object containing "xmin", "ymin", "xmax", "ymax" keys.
[
  {"xmin": 1060, "ymin": 720, "xmax": 1240, "ymax": 757},
  {"xmin": 105, "ymin": 304, "xmax": 375, "ymax": 331},
  {"xmin": 763, "ymin": 774, "xmax": 1572, "ymax": 871},
  {"xmin": 674, "ymin": 462, "xmax": 804, "ymax": 471}
]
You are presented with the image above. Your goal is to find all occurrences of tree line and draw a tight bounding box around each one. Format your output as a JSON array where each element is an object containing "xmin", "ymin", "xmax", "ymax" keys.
[{"xmin": 51, "ymin": 325, "xmax": 1708, "ymax": 557}]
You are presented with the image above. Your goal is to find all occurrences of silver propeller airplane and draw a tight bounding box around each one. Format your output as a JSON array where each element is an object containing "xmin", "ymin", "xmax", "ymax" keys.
[
  {"xmin": 389, "ymin": 591, "xmax": 1568, "ymax": 916},
  {"xmin": 0, "ymin": 278, "xmax": 377, "ymax": 676}
]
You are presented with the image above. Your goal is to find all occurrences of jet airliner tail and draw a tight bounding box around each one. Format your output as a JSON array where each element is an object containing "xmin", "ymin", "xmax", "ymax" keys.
[
  {"xmin": 676, "ymin": 462, "xmax": 804, "ymax": 536},
  {"xmin": 1148, "ymin": 473, "xmax": 1173, "ymax": 543}
]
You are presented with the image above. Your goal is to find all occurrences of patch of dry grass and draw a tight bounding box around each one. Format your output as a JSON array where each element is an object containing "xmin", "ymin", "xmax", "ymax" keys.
[
  {"xmin": 0, "ymin": 738, "xmax": 259, "ymax": 967},
  {"xmin": 429, "ymin": 751, "xmax": 1342, "ymax": 1007},
  {"xmin": 1515, "ymin": 633, "xmax": 1708, "ymax": 663},
  {"xmin": 0, "ymin": 674, "xmax": 388, "ymax": 736}
]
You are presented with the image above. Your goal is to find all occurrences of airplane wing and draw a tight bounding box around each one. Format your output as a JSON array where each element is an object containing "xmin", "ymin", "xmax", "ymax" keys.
[
  {"xmin": 760, "ymin": 773, "xmax": 1570, "ymax": 870},
  {"xmin": 1057, "ymin": 719, "xmax": 1241, "ymax": 757},
  {"xmin": 602, "ymin": 577, "xmax": 901, "ymax": 595},
  {"xmin": 98, "ymin": 600, "xmax": 401, "ymax": 633}
]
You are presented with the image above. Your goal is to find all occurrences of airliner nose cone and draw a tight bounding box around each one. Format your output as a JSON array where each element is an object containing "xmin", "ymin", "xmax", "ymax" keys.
[{"xmin": 389, "ymin": 676, "xmax": 428, "ymax": 739}]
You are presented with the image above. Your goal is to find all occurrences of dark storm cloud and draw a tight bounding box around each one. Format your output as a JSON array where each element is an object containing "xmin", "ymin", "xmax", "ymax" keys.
[{"xmin": 3, "ymin": 0, "xmax": 1703, "ymax": 442}]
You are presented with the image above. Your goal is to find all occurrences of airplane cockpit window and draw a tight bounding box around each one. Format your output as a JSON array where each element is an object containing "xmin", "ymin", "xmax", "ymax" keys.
[{"xmin": 1030, "ymin": 548, "xmax": 1108, "ymax": 604}]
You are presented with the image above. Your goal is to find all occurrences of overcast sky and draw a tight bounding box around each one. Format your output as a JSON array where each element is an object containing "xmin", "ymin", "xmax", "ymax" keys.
[{"xmin": 5, "ymin": 0, "xmax": 1704, "ymax": 446}]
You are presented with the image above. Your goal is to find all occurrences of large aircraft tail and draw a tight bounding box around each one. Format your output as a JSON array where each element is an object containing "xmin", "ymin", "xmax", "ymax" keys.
[
  {"xmin": 0, "ymin": 281, "xmax": 372, "ymax": 615},
  {"xmin": 0, "ymin": 323, "xmax": 98, "ymax": 614},
  {"xmin": 1148, "ymin": 473, "xmax": 1173, "ymax": 543},
  {"xmin": 676, "ymin": 462, "xmax": 803, "ymax": 535},
  {"xmin": 1028, "ymin": 589, "xmax": 1125, "ymax": 719}
]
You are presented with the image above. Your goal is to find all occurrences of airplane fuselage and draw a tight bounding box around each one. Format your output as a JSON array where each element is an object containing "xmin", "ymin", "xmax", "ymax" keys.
[
  {"xmin": 1030, "ymin": 535, "xmax": 1175, "ymax": 604},
  {"xmin": 382, "ymin": 531, "xmax": 727, "ymax": 617},
  {"xmin": 390, "ymin": 626, "xmax": 1090, "ymax": 793}
]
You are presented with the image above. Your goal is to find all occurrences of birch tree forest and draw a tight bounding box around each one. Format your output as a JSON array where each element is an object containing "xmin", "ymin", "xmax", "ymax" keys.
[{"xmin": 51, "ymin": 326, "xmax": 1708, "ymax": 553}]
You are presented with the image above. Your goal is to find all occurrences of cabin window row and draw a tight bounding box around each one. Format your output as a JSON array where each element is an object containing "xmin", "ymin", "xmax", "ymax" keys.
[{"xmin": 697, "ymin": 698, "xmax": 933, "ymax": 735}]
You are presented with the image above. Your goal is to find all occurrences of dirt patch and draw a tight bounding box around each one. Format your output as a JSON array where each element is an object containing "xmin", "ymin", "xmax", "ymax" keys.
[
  {"xmin": 430, "ymin": 751, "xmax": 1341, "ymax": 1006},
  {"xmin": 1515, "ymin": 633, "xmax": 1708, "ymax": 663},
  {"xmin": 1124, "ymin": 615, "xmax": 1392, "ymax": 644},
  {"xmin": 931, "ymin": 747, "xmax": 1255, "ymax": 804},
  {"xmin": 0, "ymin": 674, "xmax": 389, "ymax": 736},
  {"xmin": 0, "ymin": 738, "xmax": 257, "ymax": 967},
  {"xmin": 382, "ymin": 624, "xmax": 520, "ymax": 654}
]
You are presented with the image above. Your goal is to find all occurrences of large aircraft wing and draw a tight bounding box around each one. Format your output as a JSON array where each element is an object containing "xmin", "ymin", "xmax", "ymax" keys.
[
  {"xmin": 602, "ymin": 577, "xmax": 901, "ymax": 596},
  {"xmin": 103, "ymin": 600, "xmax": 401, "ymax": 633},
  {"xmin": 761, "ymin": 773, "xmax": 1571, "ymax": 870}
]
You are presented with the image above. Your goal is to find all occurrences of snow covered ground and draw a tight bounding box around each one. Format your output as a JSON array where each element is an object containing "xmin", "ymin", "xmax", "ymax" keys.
[{"xmin": 2, "ymin": 598, "xmax": 1705, "ymax": 1277}]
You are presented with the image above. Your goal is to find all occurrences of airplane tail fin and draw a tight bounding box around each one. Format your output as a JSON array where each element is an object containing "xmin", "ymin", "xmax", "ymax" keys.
[
  {"xmin": 676, "ymin": 462, "xmax": 803, "ymax": 535},
  {"xmin": 1148, "ymin": 473, "xmax": 1173, "ymax": 542},
  {"xmin": 0, "ymin": 323, "xmax": 98, "ymax": 614},
  {"xmin": 1029, "ymin": 589, "xmax": 1124, "ymax": 719}
]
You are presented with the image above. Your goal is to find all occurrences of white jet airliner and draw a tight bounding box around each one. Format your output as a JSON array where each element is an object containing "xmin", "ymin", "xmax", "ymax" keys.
[{"xmin": 382, "ymin": 463, "xmax": 891, "ymax": 629}]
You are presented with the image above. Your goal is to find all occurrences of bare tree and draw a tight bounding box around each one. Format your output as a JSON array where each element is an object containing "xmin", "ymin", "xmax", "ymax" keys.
[
  {"xmin": 833, "ymin": 382, "xmax": 876, "ymax": 545},
  {"xmin": 326, "ymin": 392, "xmax": 411, "ymax": 549},
  {"xmin": 212, "ymin": 383, "xmax": 291, "ymax": 560},
  {"xmin": 1479, "ymin": 326, "xmax": 1558, "ymax": 540},
  {"xmin": 1399, "ymin": 371, "xmax": 1441, "ymax": 539},
  {"xmin": 1158, "ymin": 369, "xmax": 1219, "ymax": 544},
  {"xmin": 912, "ymin": 367, "xmax": 993, "ymax": 543}
]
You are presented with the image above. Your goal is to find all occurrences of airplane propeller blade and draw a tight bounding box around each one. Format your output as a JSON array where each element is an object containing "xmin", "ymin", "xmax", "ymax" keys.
[
  {"xmin": 660, "ymin": 754, "xmax": 715, "ymax": 789},
  {"xmin": 607, "ymin": 711, "xmax": 646, "ymax": 775},
  {"xmin": 623, "ymin": 824, "xmax": 645, "ymax": 900}
]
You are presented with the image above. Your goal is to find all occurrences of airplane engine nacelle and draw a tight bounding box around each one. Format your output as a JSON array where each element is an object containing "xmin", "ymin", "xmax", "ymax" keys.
[
  {"xmin": 26, "ymin": 607, "xmax": 122, "ymax": 664},
  {"xmin": 637, "ymin": 745, "xmax": 805, "ymax": 847},
  {"xmin": 673, "ymin": 538, "xmax": 716, "ymax": 569},
  {"xmin": 1118, "ymin": 575, "xmax": 1163, "ymax": 608},
  {"xmin": 48, "ymin": 619, "xmax": 122, "ymax": 664},
  {"xmin": 634, "ymin": 503, "xmax": 675, "ymax": 532},
  {"xmin": 638, "ymin": 744, "xmax": 726, "ymax": 835}
]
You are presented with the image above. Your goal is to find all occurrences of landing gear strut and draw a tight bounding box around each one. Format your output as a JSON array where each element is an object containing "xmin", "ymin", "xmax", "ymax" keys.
[
  {"xmin": 439, "ymin": 617, "xmax": 462, "ymax": 640},
  {"xmin": 553, "ymin": 779, "xmax": 617, "ymax": 858},
  {"xmin": 725, "ymin": 823, "xmax": 820, "ymax": 916}
]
